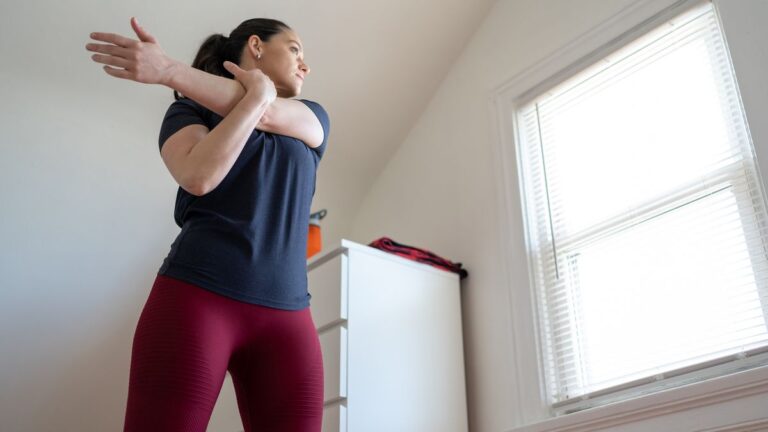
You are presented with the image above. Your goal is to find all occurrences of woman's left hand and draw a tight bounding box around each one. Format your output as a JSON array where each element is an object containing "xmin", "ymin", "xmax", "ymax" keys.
[{"xmin": 86, "ymin": 17, "xmax": 178, "ymax": 86}]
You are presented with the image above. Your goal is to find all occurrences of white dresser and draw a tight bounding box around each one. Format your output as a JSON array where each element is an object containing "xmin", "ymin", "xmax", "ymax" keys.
[{"xmin": 307, "ymin": 239, "xmax": 468, "ymax": 432}]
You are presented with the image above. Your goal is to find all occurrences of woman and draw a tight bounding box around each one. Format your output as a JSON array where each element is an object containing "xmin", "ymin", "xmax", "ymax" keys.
[{"xmin": 86, "ymin": 17, "xmax": 329, "ymax": 432}]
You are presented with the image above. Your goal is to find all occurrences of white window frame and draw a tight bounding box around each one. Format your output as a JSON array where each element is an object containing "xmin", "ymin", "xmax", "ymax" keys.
[{"xmin": 489, "ymin": 0, "xmax": 768, "ymax": 429}]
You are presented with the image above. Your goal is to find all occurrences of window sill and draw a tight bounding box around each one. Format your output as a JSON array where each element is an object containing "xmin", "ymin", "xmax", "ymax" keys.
[{"xmin": 507, "ymin": 365, "xmax": 768, "ymax": 432}]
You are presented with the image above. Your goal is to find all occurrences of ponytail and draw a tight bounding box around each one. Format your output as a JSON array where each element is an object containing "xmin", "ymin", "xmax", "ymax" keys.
[{"xmin": 174, "ymin": 18, "xmax": 291, "ymax": 100}]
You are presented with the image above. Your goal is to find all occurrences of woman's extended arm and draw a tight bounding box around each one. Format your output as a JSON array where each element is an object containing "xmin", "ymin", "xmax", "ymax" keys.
[
  {"xmin": 86, "ymin": 17, "xmax": 323, "ymax": 148},
  {"xmin": 164, "ymin": 61, "xmax": 324, "ymax": 149}
]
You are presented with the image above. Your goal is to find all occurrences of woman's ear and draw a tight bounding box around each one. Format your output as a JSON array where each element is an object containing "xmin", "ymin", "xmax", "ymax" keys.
[{"xmin": 247, "ymin": 35, "xmax": 263, "ymax": 58}]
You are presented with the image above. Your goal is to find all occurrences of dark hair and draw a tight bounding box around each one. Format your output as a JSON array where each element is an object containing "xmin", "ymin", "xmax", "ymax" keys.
[{"xmin": 174, "ymin": 18, "xmax": 291, "ymax": 100}]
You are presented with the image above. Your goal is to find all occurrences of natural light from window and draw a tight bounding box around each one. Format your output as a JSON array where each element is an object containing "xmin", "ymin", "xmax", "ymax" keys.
[{"xmin": 516, "ymin": 1, "xmax": 768, "ymax": 407}]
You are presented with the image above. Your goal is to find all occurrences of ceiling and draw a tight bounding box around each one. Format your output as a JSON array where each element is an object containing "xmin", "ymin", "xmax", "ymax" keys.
[{"xmin": 267, "ymin": 0, "xmax": 498, "ymax": 228}]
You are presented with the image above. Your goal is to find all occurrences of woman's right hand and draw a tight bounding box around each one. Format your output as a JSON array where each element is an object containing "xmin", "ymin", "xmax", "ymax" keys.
[
  {"xmin": 223, "ymin": 61, "xmax": 277, "ymax": 104},
  {"xmin": 87, "ymin": 17, "xmax": 178, "ymax": 85}
]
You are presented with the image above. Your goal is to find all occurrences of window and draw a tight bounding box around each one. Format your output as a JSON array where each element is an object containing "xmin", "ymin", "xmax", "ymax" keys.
[{"xmin": 515, "ymin": 0, "xmax": 768, "ymax": 413}]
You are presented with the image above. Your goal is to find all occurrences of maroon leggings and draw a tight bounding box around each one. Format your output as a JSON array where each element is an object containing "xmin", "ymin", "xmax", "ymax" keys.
[{"xmin": 123, "ymin": 274, "xmax": 324, "ymax": 432}]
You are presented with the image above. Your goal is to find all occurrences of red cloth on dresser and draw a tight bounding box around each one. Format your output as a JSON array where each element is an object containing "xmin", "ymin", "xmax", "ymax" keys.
[{"xmin": 367, "ymin": 237, "xmax": 469, "ymax": 280}]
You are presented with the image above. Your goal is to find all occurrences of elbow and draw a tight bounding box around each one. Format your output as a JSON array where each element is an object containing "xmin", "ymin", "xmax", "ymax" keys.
[
  {"xmin": 186, "ymin": 184, "xmax": 207, "ymax": 197},
  {"xmin": 182, "ymin": 182, "xmax": 206, "ymax": 197},
  {"xmin": 181, "ymin": 174, "xmax": 210, "ymax": 197},
  {"xmin": 311, "ymin": 130, "xmax": 324, "ymax": 149}
]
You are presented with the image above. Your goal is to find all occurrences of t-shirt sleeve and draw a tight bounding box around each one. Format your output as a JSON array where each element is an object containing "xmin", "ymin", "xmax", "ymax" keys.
[
  {"xmin": 298, "ymin": 99, "xmax": 330, "ymax": 160},
  {"xmin": 158, "ymin": 98, "xmax": 210, "ymax": 152}
]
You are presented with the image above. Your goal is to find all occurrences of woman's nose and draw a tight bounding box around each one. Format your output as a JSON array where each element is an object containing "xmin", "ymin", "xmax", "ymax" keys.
[{"xmin": 300, "ymin": 62, "xmax": 310, "ymax": 75}]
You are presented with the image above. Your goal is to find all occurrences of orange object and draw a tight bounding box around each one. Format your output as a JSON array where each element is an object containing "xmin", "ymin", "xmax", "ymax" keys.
[{"xmin": 307, "ymin": 209, "xmax": 327, "ymax": 259}]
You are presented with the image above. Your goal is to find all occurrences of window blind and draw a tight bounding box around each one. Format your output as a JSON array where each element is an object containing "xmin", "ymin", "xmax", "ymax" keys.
[{"xmin": 516, "ymin": 0, "xmax": 768, "ymax": 411}]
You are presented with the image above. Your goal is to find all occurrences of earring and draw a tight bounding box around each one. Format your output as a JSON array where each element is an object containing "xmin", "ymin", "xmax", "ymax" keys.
[{"xmin": 257, "ymin": 53, "xmax": 262, "ymax": 60}]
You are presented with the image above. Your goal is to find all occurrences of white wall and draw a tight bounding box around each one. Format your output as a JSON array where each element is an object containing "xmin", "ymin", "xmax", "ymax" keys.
[
  {"xmin": 3, "ymin": 0, "xmax": 766, "ymax": 431},
  {"xmin": 0, "ymin": 2, "xmax": 300, "ymax": 431},
  {"xmin": 349, "ymin": 0, "xmax": 768, "ymax": 431},
  {"xmin": 0, "ymin": 0, "xmax": 489, "ymax": 430}
]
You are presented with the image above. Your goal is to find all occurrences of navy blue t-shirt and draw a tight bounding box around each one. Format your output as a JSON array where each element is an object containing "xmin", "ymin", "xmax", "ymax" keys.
[{"xmin": 156, "ymin": 97, "xmax": 329, "ymax": 310}]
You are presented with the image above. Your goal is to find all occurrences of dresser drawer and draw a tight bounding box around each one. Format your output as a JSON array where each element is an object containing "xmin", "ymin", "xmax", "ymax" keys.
[
  {"xmin": 322, "ymin": 401, "xmax": 346, "ymax": 432},
  {"xmin": 319, "ymin": 324, "xmax": 347, "ymax": 402},
  {"xmin": 308, "ymin": 253, "xmax": 348, "ymax": 330}
]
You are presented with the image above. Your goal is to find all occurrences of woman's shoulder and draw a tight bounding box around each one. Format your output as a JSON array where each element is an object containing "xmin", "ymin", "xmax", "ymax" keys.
[
  {"xmin": 163, "ymin": 96, "xmax": 216, "ymax": 124},
  {"xmin": 296, "ymin": 98, "xmax": 326, "ymax": 111},
  {"xmin": 296, "ymin": 99, "xmax": 330, "ymax": 128},
  {"xmin": 169, "ymin": 96, "xmax": 207, "ymax": 113}
]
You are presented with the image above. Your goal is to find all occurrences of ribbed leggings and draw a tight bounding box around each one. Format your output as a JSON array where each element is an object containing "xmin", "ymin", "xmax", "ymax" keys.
[{"xmin": 123, "ymin": 274, "xmax": 324, "ymax": 431}]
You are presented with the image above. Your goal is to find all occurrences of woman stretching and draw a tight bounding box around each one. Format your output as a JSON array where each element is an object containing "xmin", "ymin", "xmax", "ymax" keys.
[{"xmin": 86, "ymin": 17, "xmax": 329, "ymax": 432}]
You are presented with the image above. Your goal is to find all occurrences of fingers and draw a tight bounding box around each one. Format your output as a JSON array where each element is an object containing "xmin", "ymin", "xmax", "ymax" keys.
[
  {"xmin": 102, "ymin": 65, "xmax": 131, "ymax": 80},
  {"xmin": 89, "ymin": 31, "xmax": 137, "ymax": 48},
  {"xmin": 222, "ymin": 61, "xmax": 242, "ymax": 76},
  {"xmin": 130, "ymin": 17, "xmax": 157, "ymax": 44},
  {"xmin": 85, "ymin": 42, "xmax": 130, "ymax": 59},
  {"xmin": 90, "ymin": 53, "xmax": 131, "ymax": 69}
]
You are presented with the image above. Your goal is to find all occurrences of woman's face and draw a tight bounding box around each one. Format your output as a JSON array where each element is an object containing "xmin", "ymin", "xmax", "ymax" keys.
[{"xmin": 244, "ymin": 29, "xmax": 310, "ymax": 98}]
